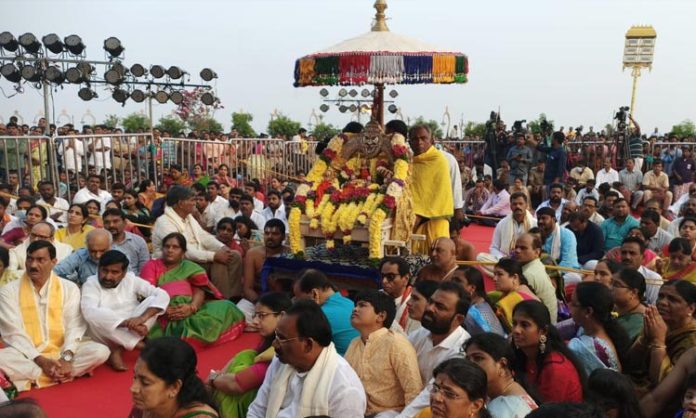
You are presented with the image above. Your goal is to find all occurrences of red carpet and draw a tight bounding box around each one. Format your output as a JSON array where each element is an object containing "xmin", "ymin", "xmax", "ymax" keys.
[
  {"xmin": 18, "ymin": 333, "xmax": 261, "ymax": 418},
  {"xmin": 16, "ymin": 227, "xmax": 496, "ymax": 417}
]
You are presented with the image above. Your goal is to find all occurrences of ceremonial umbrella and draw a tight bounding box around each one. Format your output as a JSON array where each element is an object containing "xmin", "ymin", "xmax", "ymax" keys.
[{"xmin": 293, "ymin": 0, "xmax": 469, "ymax": 126}]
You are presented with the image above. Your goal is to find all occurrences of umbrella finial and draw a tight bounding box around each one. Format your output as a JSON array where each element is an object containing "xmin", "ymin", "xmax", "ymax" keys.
[{"xmin": 372, "ymin": 0, "xmax": 389, "ymax": 32}]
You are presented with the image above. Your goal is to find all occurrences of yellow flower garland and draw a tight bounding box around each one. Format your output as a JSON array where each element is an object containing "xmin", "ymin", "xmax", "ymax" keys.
[
  {"xmin": 305, "ymin": 199, "xmax": 316, "ymax": 219},
  {"xmin": 368, "ymin": 208, "xmax": 388, "ymax": 258},
  {"xmin": 289, "ymin": 207, "xmax": 303, "ymax": 253}
]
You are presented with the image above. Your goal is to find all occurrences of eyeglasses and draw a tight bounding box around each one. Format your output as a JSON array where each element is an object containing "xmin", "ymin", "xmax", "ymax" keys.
[
  {"xmin": 428, "ymin": 382, "xmax": 464, "ymax": 401},
  {"xmin": 274, "ymin": 330, "xmax": 303, "ymax": 345},
  {"xmin": 253, "ymin": 311, "xmax": 280, "ymax": 320},
  {"xmin": 381, "ymin": 273, "xmax": 401, "ymax": 282}
]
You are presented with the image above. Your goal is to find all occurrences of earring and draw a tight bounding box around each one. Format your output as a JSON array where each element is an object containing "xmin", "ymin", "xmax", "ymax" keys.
[{"xmin": 539, "ymin": 335, "xmax": 547, "ymax": 354}]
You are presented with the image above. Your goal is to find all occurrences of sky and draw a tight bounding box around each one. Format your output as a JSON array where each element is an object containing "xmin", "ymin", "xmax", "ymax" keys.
[{"xmin": 2, "ymin": 0, "xmax": 695, "ymax": 135}]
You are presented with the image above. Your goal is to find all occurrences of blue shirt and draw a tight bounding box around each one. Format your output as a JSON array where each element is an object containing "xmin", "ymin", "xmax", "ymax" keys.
[
  {"xmin": 543, "ymin": 226, "xmax": 580, "ymax": 269},
  {"xmin": 54, "ymin": 248, "xmax": 99, "ymax": 286},
  {"xmin": 537, "ymin": 144, "xmax": 567, "ymax": 184},
  {"xmin": 112, "ymin": 231, "xmax": 151, "ymax": 274},
  {"xmin": 322, "ymin": 292, "xmax": 359, "ymax": 356},
  {"xmin": 601, "ymin": 216, "xmax": 640, "ymax": 252}
]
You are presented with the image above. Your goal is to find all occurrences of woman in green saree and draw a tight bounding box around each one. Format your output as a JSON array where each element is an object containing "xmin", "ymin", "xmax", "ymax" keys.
[
  {"xmin": 140, "ymin": 232, "xmax": 245, "ymax": 350},
  {"xmin": 207, "ymin": 292, "xmax": 292, "ymax": 418}
]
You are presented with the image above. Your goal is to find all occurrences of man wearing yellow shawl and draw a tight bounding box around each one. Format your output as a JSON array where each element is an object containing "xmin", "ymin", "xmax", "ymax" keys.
[
  {"xmin": 0, "ymin": 241, "xmax": 109, "ymax": 392},
  {"xmin": 409, "ymin": 125, "xmax": 453, "ymax": 252}
]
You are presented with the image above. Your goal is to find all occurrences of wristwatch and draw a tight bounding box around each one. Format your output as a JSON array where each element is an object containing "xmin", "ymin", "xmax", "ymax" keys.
[{"xmin": 60, "ymin": 351, "xmax": 74, "ymax": 362}]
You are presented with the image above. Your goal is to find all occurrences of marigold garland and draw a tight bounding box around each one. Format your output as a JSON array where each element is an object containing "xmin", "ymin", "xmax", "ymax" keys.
[{"xmin": 288, "ymin": 132, "xmax": 411, "ymax": 257}]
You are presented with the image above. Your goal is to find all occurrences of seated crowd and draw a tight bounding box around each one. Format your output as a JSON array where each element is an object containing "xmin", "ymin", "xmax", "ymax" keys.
[{"xmin": 0, "ymin": 119, "xmax": 695, "ymax": 418}]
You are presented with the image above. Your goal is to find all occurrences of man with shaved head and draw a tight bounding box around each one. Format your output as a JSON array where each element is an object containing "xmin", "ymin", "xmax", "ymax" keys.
[
  {"xmin": 417, "ymin": 238, "xmax": 458, "ymax": 282},
  {"xmin": 514, "ymin": 233, "xmax": 558, "ymax": 323},
  {"xmin": 54, "ymin": 229, "xmax": 116, "ymax": 286}
]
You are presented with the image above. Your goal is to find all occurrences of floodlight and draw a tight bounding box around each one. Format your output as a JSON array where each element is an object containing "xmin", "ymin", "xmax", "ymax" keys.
[
  {"xmin": 0, "ymin": 64, "xmax": 21, "ymax": 83},
  {"xmin": 388, "ymin": 104, "xmax": 398, "ymax": 114},
  {"xmin": 76, "ymin": 62, "xmax": 93, "ymax": 77},
  {"xmin": 104, "ymin": 67, "xmax": 124, "ymax": 85},
  {"xmin": 42, "ymin": 33, "xmax": 64, "ymax": 54},
  {"xmin": 319, "ymin": 88, "xmax": 329, "ymax": 97},
  {"xmin": 201, "ymin": 92, "xmax": 215, "ymax": 106},
  {"xmin": 167, "ymin": 66, "xmax": 183, "ymax": 79},
  {"xmin": 130, "ymin": 89, "xmax": 146, "ymax": 103},
  {"xmin": 170, "ymin": 90, "xmax": 184, "ymax": 104},
  {"xmin": 112, "ymin": 88, "xmax": 129, "ymax": 104},
  {"xmin": 389, "ymin": 90, "xmax": 398, "ymax": 98},
  {"xmin": 361, "ymin": 89, "xmax": 370, "ymax": 97},
  {"xmin": 319, "ymin": 104, "xmax": 330, "ymax": 112},
  {"xmin": 154, "ymin": 90, "xmax": 169, "ymax": 103},
  {"xmin": 18, "ymin": 33, "xmax": 41, "ymax": 54},
  {"xmin": 64, "ymin": 35, "xmax": 85, "ymax": 55},
  {"xmin": 200, "ymin": 68, "xmax": 217, "ymax": 81},
  {"xmin": 349, "ymin": 104, "xmax": 357, "ymax": 112},
  {"xmin": 0, "ymin": 32, "xmax": 18, "ymax": 52},
  {"xmin": 103, "ymin": 37, "xmax": 124, "ymax": 57},
  {"xmin": 44, "ymin": 66, "xmax": 64, "ymax": 84},
  {"xmin": 130, "ymin": 63, "xmax": 146, "ymax": 77},
  {"xmin": 78, "ymin": 87, "xmax": 97, "ymax": 101},
  {"xmin": 20, "ymin": 64, "xmax": 41, "ymax": 82},
  {"xmin": 339, "ymin": 105, "xmax": 348, "ymax": 113},
  {"xmin": 65, "ymin": 67, "xmax": 84, "ymax": 83},
  {"xmin": 150, "ymin": 65, "xmax": 165, "ymax": 79},
  {"xmin": 349, "ymin": 89, "xmax": 358, "ymax": 98}
]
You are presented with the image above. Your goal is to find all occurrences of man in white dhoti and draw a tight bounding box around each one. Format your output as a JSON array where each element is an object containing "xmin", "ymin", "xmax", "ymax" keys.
[
  {"xmin": 247, "ymin": 300, "xmax": 366, "ymax": 418},
  {"xmin": 476, "ymin": 191, "xmax": 536, "ymax": 274},
  {"xmin": 0, "ymin": 241, "xmax": 110, "ymax": 392},
  {"xmin": 80, "ymin": 250, "xmax": 169, "ymax": 371}
]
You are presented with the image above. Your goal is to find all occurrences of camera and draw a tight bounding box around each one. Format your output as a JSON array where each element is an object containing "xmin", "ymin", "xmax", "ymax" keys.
[
  {"xmin": 614, "ymin": 106, "xmax": 629, "ymax": 131},
  {"xmin": 512, "ymin": 120, "xmax": 527, "ymax": 136}
]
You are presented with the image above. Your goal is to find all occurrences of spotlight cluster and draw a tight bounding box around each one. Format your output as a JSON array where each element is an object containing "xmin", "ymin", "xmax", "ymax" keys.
[{"xmin": 0, "ymin": 31, "xmax": 219, "ymax": 107}]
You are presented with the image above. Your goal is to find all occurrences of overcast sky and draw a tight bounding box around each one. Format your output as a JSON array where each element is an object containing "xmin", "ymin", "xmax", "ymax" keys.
[{"xmin": 2, "ymin": 0, "xmax": 695, "ymax": 134}]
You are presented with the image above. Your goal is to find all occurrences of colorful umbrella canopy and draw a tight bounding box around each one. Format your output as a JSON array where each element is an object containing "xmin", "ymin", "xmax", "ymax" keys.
[{"xmin": 293, "ymin": 0, "xmax": 469, "ymax": 87}]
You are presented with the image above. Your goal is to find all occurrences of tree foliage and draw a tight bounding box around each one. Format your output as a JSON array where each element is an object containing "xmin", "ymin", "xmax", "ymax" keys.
[
  {"xmin": 312, "ymin": 122, "xmax": 340, "ymax": 142},
  {"xmin": 155, "ymin": 115, "xmax": 186, "ymax": 136},
  {"xmin": 411, "ymin": 117, "xmax": 444, "ymax": 140},
  {"xmin": 231, "ymin": 112, "xmax": 257, "ymax": 138},
  {"xmin": 670, "ymin": 119, "xmax": 696, "ymax": 138},
  {"xmin": 103, "ymin": 114, "xmax": 120, "ymax": 130},
  {"xmin": 267, "ymin": 114, "xmax": 302, "ymax": 140},
  {"xmin": 121, "ymin": 113, "xmax": 150, "ymax": 133},
  {"xmin": 527, "ymin": 113, "xmax": 555, "ymax": 135},
  {"xmin": 463, "ymin": 121, "xmax": 486, "ymax": 138},
  {"xmin": 190, "ymin": 116, "xmax": 223, "ymax": 134}
]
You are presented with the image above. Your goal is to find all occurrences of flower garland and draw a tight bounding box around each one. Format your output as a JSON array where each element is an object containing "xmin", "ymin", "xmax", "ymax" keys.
[{"xmin": 288, "ymin": 132, "xmax": 410, "ymax": 258}]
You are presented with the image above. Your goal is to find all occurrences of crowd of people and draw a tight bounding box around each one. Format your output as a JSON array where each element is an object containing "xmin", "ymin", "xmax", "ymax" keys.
[{"xmin": 0, "ymin": 113, "xmax": 695, "ymax": 418}]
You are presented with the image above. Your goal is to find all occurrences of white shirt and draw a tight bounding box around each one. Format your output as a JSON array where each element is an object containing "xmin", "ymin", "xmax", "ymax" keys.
[
  {"xmin": 262, "ymin": 204, "xmax": 288, "ymax": 230},
  {"xmin": 638, "ymin": 265, "xmax": 664, "ymax": 305},
  {"xmin": 407, "ymin": 326, "xmax": 470, "ymax": 385},
  {"xmin": 152, "ymin": 206, "xmax": 224, "ymax": 262},
  {"xmin": 441, "ymin": 149, "xmax": 464, "ymax": 210},
  {"xmin": 213, "ymin": 205, "xmax": 240, "ymax": 229},
  {"xmin": 247, "ymin": 355, "xmax": 366, "ymax": 418},
  {"xmin": 87, "ymin": 136, "xmax": 112, "ymax": 170},
  {"xmin": 253, "ymin": 197, "xmax": 265, "ymax": 214},
  {"xmin": 669, "ymin": 217, "xmax": 683, "ymax": 237},
  {"xmin": 588, "ymin": 211, "xmax": 605, "ymax": 226},
  {"xmin": 37, "ymin": 197, "xmax": 70, "ymax": 223},
  {"xmin": 489, "ymin": 214, "xmax": 537, "ymax": 258},
  {"xmin": 72, "ymin": 187, "xmax": 113, "ymax": 214},
  {"xmin": 669, "ymin": 193, "xmax": 689, "ymax": 217},
  {"xmin": 0, "ymin": 275, "xmax": 87, "ymax": 358},
  {"xmin": 80, "ymin": 272, "xmax": 170, "ymax": 345},
  {"xmin": 480, "ymin": 189, "xmax": 511, "ymax": 217},
  {"xmin": 595, "ymin": 168, "xmax": 620, "ymax": 187},
  {"xmin": 536, "ymin": 199, "xmax": 568, "ymax": 222},
  {"xmin": 238, "ymin": 211, "xmax": 267, "ymax": 231},
  {"xmin": 209, "ymin": 195, "xmax": 229, "ymax": 214},
  {"xmin": 9, "ymin": 239, "xmax": 73, "ymax": 274}
]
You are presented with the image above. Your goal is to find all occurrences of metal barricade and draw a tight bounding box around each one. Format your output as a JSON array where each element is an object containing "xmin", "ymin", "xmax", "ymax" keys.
[
  {"xmin": 439, "ymin": 140, "xmax": 486, "ymax": 176},
  {"xmin": 0, "ymin": 135, "xmax": 54, "ymax": 193},
  {"xmin": 52, "ymin": 132, "xmax": 155, "ymax": 200},
  {"xmin": 159, "ymin": 137, "xmax": 320, "ymax": 193}
]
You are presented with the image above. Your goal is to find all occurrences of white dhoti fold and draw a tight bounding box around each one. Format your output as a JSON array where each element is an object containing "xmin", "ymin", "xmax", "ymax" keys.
[
  {"xmin": 80, "ymin": 272, "xmax": 170, "ymax": 350},
  {"xmin": 0, "ymin": 340, "xmax": 110, "ymax": 392}
]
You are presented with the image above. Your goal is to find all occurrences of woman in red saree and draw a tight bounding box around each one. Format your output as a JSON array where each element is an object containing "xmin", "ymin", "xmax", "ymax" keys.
[{"xmin": 140, "ymin": 232, "xmax": 245, "ymax": 349}]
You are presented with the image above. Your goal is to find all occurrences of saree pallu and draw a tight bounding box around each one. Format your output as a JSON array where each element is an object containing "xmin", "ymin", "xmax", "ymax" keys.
[
  {"xmin": 659, "ymin": 322, "xmax": 696, "ymax": 382},
  {"xmin": 142, "ymin": 259, "xmax": 245, "ymax": 349},
  {"xmin": 489, "ymin": 290, "xmax": 536, "ymax": 332},
  {"xmin": 213, "ymin": 347, "xmax": 273, "ymax": 418},
  {"xmin": 663, "ymin": 262, "xmax": 696, "ymax": 285}
]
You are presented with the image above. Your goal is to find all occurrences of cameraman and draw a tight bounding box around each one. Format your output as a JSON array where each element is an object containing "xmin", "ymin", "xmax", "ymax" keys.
[{"xmin": 626, "ymin": 114, "xmax": 645, "ymax": 171}]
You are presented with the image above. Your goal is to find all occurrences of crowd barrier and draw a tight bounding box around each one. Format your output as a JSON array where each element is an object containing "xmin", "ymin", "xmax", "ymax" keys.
[{"xmin": 0, "ymin": 134, "xmax": 691, "ymax": 201}]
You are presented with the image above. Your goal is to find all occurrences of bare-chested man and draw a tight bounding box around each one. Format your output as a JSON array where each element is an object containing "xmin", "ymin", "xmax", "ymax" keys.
[
  {"xmin": 415, "ymin": 237, "xmax": 459, "ymax": 282},
  {"xmin": 242, "ymin": 218, "xmax": 289, "ymax": 302}
]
